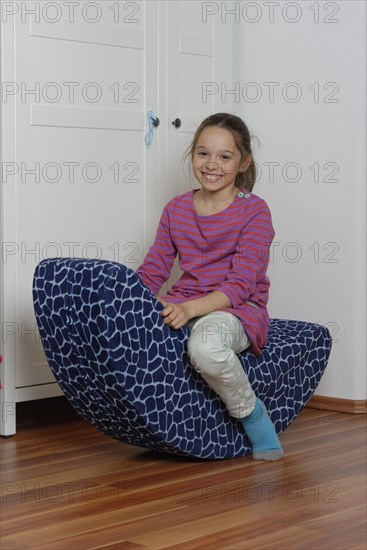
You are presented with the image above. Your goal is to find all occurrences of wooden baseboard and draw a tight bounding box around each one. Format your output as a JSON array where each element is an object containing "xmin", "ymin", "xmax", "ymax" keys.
[{"xmin": 306, "ymin": 395, "xmax": 367, "ymax": 414}]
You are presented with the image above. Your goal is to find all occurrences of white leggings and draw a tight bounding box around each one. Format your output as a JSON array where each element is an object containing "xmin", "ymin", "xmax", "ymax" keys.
[{"xmin": 186, "ymin": 311, "xmax": 256, "ymax": 418}]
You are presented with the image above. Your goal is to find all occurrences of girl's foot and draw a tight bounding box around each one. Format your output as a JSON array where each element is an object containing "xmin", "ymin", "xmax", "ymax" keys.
[{"xmin": 240, "ymin": 398, "xmax": 284, "ymax": 461}]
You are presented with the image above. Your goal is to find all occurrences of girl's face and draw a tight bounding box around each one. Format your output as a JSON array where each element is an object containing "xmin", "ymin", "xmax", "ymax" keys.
[{"xmin": 192, "ymin": 126, "xmax": 249, "ymax": 194}]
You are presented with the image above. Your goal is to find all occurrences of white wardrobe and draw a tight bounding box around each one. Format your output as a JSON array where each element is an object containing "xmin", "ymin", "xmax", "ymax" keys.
[{"xmin": 0, "ymin": 1, "xmax": 234, "ymax": 435}]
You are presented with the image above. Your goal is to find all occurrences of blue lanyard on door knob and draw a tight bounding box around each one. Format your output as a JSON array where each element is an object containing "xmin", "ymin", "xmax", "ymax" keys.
[{"xmin": 145, "ymin": 111, "xmax": 160, "ymax": 149}]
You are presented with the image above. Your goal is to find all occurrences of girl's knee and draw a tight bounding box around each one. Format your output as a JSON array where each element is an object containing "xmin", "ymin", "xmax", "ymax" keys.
[
  {"xmin": 187, "ymin": 333, "xmax": 206, "ymax": 366},
  {"xmin": 187, "ymin": 333, "xmax": 231, "ymax": 375}
]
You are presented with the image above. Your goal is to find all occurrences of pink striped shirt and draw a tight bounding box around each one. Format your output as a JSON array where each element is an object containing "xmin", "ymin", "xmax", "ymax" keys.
[{"xmin": 136, "ymin": 189, "xmax": 276, "ymax": 356}]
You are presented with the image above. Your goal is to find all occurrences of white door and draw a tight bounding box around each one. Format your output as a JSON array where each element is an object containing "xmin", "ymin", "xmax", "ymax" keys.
[
  {"xmin": 1, "ymin": 0, "xmax": 160, "ymax": 432},
  {"xmin": 0, "ymin": 0, "xmax": 234, "ymax": 435}
]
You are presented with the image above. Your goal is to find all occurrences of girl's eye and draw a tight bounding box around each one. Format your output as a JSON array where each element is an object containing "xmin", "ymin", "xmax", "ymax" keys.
[
  {"xmin": 198, "ymin": 152, "xmax": 207, "ymax": 156},
  {"xmin": 222, "ymin": 155, "xmax": 230, "ymax": 160}
]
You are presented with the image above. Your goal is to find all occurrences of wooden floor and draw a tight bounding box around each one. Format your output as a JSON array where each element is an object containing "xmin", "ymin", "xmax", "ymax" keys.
[{"xmin": 1, "ymin": 398, "xmax": 366, "ymax": 550}]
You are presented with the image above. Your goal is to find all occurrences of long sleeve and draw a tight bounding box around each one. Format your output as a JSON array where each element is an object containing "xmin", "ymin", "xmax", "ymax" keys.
[
  {"xmin": 217, "ymin": 203, "xmax": 275, "ymax": 308},
  {"xmin": 135, "ymin": 204, "xmax": 177, "ymax": 295}
]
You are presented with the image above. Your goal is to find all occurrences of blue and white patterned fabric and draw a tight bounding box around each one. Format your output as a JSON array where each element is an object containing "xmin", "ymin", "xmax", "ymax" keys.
[{"xmin": 33, "ymin": 258, "xmax": 332, "ymax": 460}]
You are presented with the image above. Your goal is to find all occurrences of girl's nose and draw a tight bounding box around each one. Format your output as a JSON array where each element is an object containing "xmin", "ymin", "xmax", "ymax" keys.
[{"xmin": 205, "ymin": 161, "xmax": 218, "ymax": 171}]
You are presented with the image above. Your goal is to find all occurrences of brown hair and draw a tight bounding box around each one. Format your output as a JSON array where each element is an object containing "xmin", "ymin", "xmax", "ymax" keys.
[{"xmin": 185, "ymin": 112, "xmax": 258, "ymax": 192}]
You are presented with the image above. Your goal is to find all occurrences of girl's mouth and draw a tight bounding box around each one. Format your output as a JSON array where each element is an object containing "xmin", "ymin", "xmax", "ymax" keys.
[{"xmin": 201, "ymin": 172, "xmax": 222, "ymax": 182}]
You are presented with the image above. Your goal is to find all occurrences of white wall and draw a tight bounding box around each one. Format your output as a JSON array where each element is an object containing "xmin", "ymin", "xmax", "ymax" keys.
[{"xmin": 229, "ymin": 0, "xmax": 366, "ymax": 400}]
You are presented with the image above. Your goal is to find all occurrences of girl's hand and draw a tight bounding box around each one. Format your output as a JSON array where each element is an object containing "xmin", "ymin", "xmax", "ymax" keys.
[{"xmin": 156, "ymin": 297, "xmax": 192, "ymax": 329}]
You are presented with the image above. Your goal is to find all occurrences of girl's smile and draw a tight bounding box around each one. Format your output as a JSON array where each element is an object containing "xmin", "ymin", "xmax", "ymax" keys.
[{"xmin": 201, "ymin": 171, "xmax": 223, "ymax": 183}]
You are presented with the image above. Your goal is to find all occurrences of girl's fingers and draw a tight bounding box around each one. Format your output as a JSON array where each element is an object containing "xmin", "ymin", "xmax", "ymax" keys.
[{"xmin": 160, "ymin": 304, "xmax": 184, "ymax": 328}]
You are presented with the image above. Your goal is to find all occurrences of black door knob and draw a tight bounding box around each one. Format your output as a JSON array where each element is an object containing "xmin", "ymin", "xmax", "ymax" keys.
[
  {"xmin": 172, "ymin": 118, "xmax": 181, "ymax": 128},
  {"xmin": 152, "ymin": 117, "xmax": 160, "ymax": 127}
]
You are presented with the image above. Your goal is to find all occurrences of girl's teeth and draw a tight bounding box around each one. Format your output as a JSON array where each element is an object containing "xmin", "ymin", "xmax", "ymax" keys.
[{"xmin": 204, "ymin": 173, "xmax": 221, "ymax": 181}]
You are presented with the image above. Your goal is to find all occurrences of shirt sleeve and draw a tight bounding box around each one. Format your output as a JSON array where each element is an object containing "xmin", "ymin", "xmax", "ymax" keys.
[
  {"xmin": 135, "ymin": 203, "xmax": 177, "ymax": 295},
  {"xmin": 217, "ymin": 202, "xmax": 275, "ymax": 308}
]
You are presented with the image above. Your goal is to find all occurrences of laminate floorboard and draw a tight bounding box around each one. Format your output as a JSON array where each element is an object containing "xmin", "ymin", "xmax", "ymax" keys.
[{"xmin": 1, "ymin": 397, "xmax": 366, "ymax": 550}]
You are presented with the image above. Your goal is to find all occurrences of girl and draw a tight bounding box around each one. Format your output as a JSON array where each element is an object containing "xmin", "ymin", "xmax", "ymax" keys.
[{"xmin": 136, "ymin": 113, "xmax": 283, "ymax": 461}]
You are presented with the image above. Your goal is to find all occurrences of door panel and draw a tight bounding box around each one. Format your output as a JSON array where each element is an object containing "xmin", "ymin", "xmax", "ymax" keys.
[{"xmin": 11, "ymin": 1, "xmax": 154, "ymax": 388}]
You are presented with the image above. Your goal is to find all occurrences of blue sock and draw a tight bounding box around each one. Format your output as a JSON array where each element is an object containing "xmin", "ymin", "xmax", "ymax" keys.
[{"xmin": 240, "ymin": 398, "xmax": 284, "ymax": 461}]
